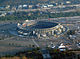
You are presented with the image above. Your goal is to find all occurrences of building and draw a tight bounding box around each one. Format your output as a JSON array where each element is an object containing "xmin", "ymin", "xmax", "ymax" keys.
[
  {"xmin": 58, "ymin": 43, "xmax": 66, "ymax": 51},
  {"xmin": 17, "ymin": 20, "xmax": 67, "ymax": 38}
]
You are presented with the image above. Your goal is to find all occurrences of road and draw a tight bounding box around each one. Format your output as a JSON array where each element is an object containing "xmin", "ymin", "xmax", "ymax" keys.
[
  {"xmin": 32, "ymin": 39, "xmax": 39, "ymax": 47},
  {"xmin": 0, "ymin": 16, "xmax": 80, "ymax": 56}
]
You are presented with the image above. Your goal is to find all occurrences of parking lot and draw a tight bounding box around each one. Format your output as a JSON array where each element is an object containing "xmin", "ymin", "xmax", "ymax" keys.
[{"xmin": 0, "ymin": 16, "xmax": 80, "ymax": 56}]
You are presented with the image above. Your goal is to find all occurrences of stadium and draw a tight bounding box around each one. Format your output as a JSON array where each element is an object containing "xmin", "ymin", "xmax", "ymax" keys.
[{"xmin": 17, "ymin": 20, "xmax": 66, "ymax": 38}]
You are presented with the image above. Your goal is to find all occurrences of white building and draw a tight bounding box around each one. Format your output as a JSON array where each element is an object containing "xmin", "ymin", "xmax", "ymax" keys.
[
  {"xmin": 58, "ymin": 43, "xmax": 66, "ymax": 51},
  {"xmin": 47, "ymin": 5, "xmax": 53, "ymax": 7}
]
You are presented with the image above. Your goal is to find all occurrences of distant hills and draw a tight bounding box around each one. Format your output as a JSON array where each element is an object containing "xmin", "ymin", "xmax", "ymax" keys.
[{"xmin": 0, "ymin": 0, "xmax": 80, "ymax": 6}]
